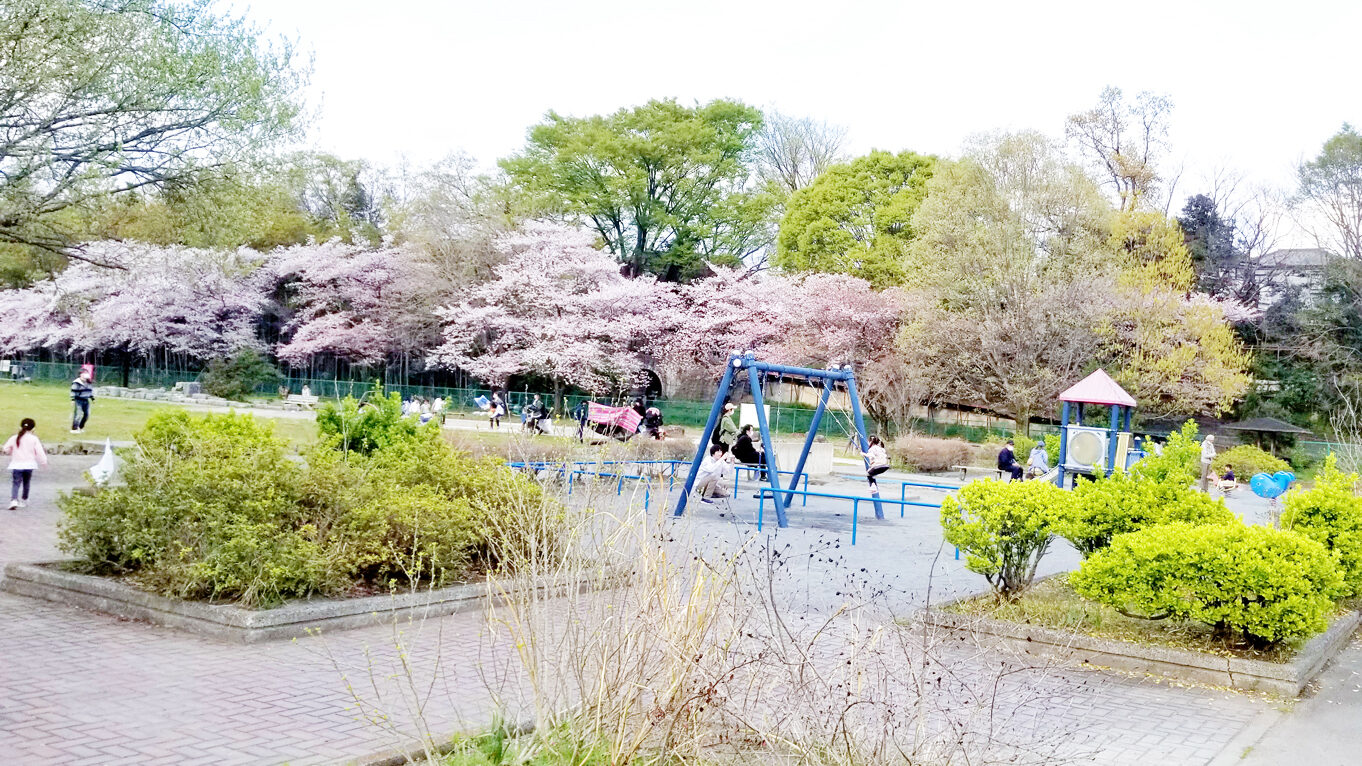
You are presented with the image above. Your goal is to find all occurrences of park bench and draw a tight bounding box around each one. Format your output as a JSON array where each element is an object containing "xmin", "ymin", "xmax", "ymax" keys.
[
  {"xmin": 285, "ymin": 393, "xmax": 319, "ymax": 407},
  {"xmin": 951, "ymin": 464, "xmax": 1005, "ymax": 481}
]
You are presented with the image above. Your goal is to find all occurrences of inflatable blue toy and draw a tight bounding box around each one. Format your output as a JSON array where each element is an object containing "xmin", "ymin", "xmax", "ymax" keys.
[{"xmin": 1250, "ymin": 471, "xmax": 1294, "ymax": 499}]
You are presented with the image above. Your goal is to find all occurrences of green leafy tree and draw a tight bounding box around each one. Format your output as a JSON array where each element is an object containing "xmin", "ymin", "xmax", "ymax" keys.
[
  {"xmin": 0, "ymin": 0, "xmax": 307, "ymax": 266},
  {"xmin": 199, "ymin": 350, "xmax": 282, "ymax": 401},
  {"xmin": 775, "ymin": 150, "xmax": 936, "ymax": 287},
  {"xmin": 1298, "ymin": 124, "xmax": 1362, "ymax": 261},
  {"xmin": 500, "ymin": 99, "xmax": 773, "ymax": 281}
]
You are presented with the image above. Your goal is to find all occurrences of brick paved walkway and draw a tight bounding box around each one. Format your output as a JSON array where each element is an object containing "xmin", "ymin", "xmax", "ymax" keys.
[{"xmin": 0, "ymin": 457, "xmax": 1284, "ymax": 764}]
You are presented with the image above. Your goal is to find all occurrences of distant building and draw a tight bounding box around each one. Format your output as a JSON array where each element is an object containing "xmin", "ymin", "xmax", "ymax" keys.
[{"xmin": 1256, "ymin": 247, "xmax": 1333, "ymax": 308}]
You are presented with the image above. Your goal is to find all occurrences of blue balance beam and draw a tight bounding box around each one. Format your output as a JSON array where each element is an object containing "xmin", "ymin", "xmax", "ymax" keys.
[{"xmin": 755, "ymin": 487, "xmax": 942, "ymax": 545}]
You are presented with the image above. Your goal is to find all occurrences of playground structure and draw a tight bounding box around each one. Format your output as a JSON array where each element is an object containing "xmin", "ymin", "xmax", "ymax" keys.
[
  {"xmin": 674, "ymin": 353, "xmax": 888, "ymax": 529},
  {"xmin": 1054, "ymin": 369, "xmax": 1143, "ymax": 489}
]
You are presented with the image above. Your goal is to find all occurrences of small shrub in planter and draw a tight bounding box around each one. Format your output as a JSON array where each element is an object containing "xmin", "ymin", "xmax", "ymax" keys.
[
  {"xmin": 59, "ymin": 410, "xmax": 550, "ymax": 607},
  {"xmin": 1211, "ymin": 445, "xmax": 1291, "ymax": 478},
  {"xmin": 1281, "ymin": 455, "xmax": 1362, "ymax": 596},
  {"xmin": 1071, "ymin": 522, "xmax": 1344, "ymax": 647},
  {"xmin": 891, "ymin": 436, "xmax": 971, "ymax": 472},
  {"xmin": 1061, "ymin": 469, "xmax": 1235, "ymax": 557},
  {"xmin": 940, "ymin": 479, "xmax": 1073, "ymax": 600}
]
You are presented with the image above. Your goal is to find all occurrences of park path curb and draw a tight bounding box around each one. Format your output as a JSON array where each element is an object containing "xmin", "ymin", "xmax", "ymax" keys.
[
  {"xmin": 2, "ymin": 561, "xmax": 625, "ymax": 644},
  {"xmin": 922, "ymin": 602, "xmax": 1360, "ymax": 696}
]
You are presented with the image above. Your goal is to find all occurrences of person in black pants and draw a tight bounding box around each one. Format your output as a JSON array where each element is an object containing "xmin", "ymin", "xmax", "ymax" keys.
[
  {"xmin": 997, "ymin": 440, "xmax": 1024, "ymax": 481},
  {"xmin": 731, "ymin": 425, "xmax": 767, "ymax": 480},
  {"xmin": 70, "ymin": 370, "xmax": 94, "ymax": 434}
]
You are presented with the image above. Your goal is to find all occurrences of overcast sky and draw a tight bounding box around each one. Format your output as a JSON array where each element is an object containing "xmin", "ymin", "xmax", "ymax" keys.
[{"xmin": 246, "ymin": 0, "xmax": 1358, "ymax": 219}]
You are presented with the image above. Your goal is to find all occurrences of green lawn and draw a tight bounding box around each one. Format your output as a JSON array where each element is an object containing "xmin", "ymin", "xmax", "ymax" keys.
[{"xmin": 0, "ymin": 382, "xmax": 319, "ymax": 447}]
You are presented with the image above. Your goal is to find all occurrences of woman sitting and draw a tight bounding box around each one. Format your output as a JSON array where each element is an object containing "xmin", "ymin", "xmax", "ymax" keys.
[{"xmin": 731, "ymin": 424, "xmax": 767, "ymax": 480}]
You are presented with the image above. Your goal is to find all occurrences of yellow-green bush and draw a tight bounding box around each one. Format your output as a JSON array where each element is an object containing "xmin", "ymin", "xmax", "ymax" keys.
[
  {"xmin": 940, "ymin": 479, "xmax": 1073, "ymax": 600},
  {"xmin": 1071, "ymin": 522, "xmax": 1344, "ymax": 647},
  {"xmin": 59, "ymin": 410, "xmax": 547, "ymax": 607},
  {"xmin": 1061, "ymin": 469, "xmax": 1236, "ymax": 557},
  {"xmin": 1211, "ymin": 444, "xmax": 1291, "ymax": 478},
  {"xmin": 1281, "ymin": 455, "xmax": 1362, "ymax": 596}
]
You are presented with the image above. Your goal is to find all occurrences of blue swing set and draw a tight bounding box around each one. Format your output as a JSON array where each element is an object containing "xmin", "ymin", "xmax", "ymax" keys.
[{"xmin": 673, "ymin": 352, "xmax": 903, "ymax": 533}]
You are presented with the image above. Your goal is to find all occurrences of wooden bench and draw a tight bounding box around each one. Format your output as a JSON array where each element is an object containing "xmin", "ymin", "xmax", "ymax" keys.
[
  {"xmin": 951, "ymin": 464, "xmax": 1005, "ymax": 481},
  {"xmin": 285, "ymin": 393, "xmax": 319, "ymax": 407}
]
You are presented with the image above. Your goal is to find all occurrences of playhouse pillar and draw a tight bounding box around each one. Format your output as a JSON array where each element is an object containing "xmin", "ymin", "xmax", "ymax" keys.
[
  {"xmin": 1106, "ymin": 405, "xmax": 1121, "ymax": 476},
  {"xmin": 1057, "ymin": 400, "xmax": 1070, "ymax": 489}
]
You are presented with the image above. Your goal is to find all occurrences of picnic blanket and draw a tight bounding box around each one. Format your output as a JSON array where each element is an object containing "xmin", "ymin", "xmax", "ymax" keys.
[
  {"xmin": 586, "ymin": 401, "xmax": 642, "ymax": 433},
  {"xmin": 474, "ymin": 395, "xmax": 491, "ymax": 410}
]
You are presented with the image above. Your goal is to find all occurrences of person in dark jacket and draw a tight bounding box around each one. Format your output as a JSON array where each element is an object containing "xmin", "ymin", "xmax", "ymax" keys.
[
  {"xmin": 642, "ymin": 407, "xmax": 664, "ymax": 440},
  {"xmin": 731, "ymin": 424, "xmax": 767, "ymax": 480},
  {"xmin": 70, "ymin": 370, "xmax": 94, "ymax": 433},
  {"xmin": 997, "ymin": 440, "xmax": 1023, "ymax": 481}
]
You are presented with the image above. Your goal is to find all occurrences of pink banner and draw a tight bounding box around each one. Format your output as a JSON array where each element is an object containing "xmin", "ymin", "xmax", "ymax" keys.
[{"xmin": 586, "ymin": 401, "xmax": 642, "ymax": 433}]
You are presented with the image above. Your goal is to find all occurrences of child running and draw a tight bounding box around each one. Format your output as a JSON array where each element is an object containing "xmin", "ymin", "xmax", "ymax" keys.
[
  {"xmin": 3, "ymin": 418, "xmax": 48, "ymax": 510},
  {"xmin": 862, "ymin": 435, "xmax": 890, "ymax": 489}
]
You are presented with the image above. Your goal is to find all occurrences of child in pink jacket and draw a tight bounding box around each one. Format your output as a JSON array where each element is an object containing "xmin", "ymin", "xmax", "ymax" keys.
[{"xmin": 3, "ymin": 418, "xmax": 48, "ymax": 510}]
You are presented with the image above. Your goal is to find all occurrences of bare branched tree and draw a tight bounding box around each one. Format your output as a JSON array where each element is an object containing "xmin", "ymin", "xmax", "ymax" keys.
[
  {"xmin": 754, "ymin": 111, "xmax": 848, "ymax": 200},
  {"xmin": 1065, "ymin": 87, "xmax": 1173, "ymax": 212}
]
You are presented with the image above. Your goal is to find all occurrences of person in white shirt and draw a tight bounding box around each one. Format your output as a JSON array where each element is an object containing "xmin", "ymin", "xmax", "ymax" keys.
[
  {"xmin": 1200, "ymin": 435, "xmax": 1216, "ymax": 492},
  {"xmin": 862, "ymin": 435, "xmax": 890, "ymax": 489},
  {"xmin": 694, "ymin": 445, "xmax": 734, "ymax": 502}
]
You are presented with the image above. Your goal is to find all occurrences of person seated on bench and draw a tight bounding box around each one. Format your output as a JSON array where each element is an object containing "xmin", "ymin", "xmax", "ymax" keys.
[
  {"xmin": 1219, "ymin": 464, "xmax": 1237, "ymax": 493},
  {"xmin": 862, "ymin": 435, "xmax": 890, "ymax": 488},
  {"xmin": 694, "ymin": 444, "xmax": 734, "ymax": 504},
  {"xmin": 731, "ymin": 424, "xmax": 767, "ymax": 480},
  {"xmin": 997, "ymin": 440, "xmax": 1024, "ymax": 482},
  {"xmin": 1027, "ymin": 441, "xmax": 1050, "ymax": 479}
]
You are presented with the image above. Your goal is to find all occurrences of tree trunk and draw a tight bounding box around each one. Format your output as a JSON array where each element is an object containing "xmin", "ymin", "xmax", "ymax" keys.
[{"xmin": 553, "ymin": 378, "xmax": 564, "ymax": 417}]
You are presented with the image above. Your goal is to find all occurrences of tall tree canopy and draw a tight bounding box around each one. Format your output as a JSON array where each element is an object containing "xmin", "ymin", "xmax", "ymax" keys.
[
  {"xmin": 774, "ymin": 150, "xmax": 936, "ymax": 287},
  {"xmin": 1298, "ymin": 124, "xmax": 1362, "ymax": 262},
  {"xmin": 500, "ymin": 99, "xmax": 774, "ymax": 281},
  {"xmin": 0, "ymin": 0, "xmax": 307, "ymax": 264},
  {"xmin": 1066, "ymin": 87, "xmax": 1172, "ymax": 212}
]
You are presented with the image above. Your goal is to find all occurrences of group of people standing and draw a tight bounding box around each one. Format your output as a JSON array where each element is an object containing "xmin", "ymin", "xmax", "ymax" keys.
[{"xmin": 402, "ymin": 395, "xmax": 445, "ymax": 424}]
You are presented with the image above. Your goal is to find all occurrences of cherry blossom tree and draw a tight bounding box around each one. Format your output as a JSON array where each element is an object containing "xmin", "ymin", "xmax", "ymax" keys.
[
  {"xmin": 271, "ymin": 241, "xmax": 446, "ymax": 367},
  {"xmin": 0, "ymin": 242, "xmax": 270, "ymax": 360},
  {"xmin": 431, "ymin": 224, "xmax": 668, "ymax": 400}
]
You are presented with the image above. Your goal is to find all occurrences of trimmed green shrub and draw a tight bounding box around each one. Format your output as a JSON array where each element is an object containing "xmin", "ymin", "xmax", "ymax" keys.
[
  {"xmin": 1061, "ymin": 468, "xmax": 1236, "ymax": 557},
  {"xmin": 1281, "ymin": 454, "xmax": 1362, "ymax": 596},
  {"xmin": 316, "ymin": 382, "xmax": 435, "ymax": 454},
  {"xmin": 1211, "ymin": 445, "xmax": 1291, "ymax": 478},
  {"xmin": 941, "ymin": 479, "xmax": 1073, "ymax": 600},
  {"xmin": 59, "ymin": 410, "xmax": 548, "ymax": 607},
  {"xmin": 1130, "ymin": 420, "xmax": 1201, "ymax": 488},
  {"xmin": 1072, "ymin": 522, "xmax": 1344, "ymax": 647},
  {"xmin": 199, "ymin": 349, "xmax": 281, "ymax": 401}
]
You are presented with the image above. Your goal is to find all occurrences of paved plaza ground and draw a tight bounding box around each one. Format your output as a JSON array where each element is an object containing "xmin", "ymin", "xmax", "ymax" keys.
[{"xmin": 0, "ymin": 455, "xmax": 1357, "ymax": 764}]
